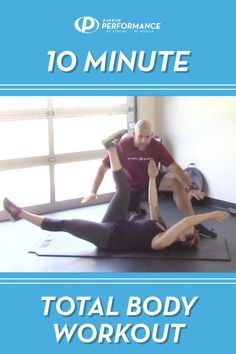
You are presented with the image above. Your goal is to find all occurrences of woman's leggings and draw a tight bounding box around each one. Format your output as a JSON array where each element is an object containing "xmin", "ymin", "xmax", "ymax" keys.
[{"xmin": 41, "ymin": 169, "xmax": 130, "ymax": 249}]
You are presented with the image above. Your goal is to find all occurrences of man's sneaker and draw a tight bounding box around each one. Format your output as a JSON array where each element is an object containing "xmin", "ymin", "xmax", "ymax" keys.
[
  {"xmin": 128, "ymin": 208, "xmax": 147, "ymax": 219},
  {"xmin": 3, "ymin": 197, "xmax": 22, "ymax": 221},
  {"xmin": 196, "ymin": 223, "xmax": 217, "ymax": 238},
  {"xmin": 102, "ymin": 129, "xmax": 128, "ymax": 149},
  {"xmin": 137, "ymin": 207, "xmax": 147, "ymax": 216}
]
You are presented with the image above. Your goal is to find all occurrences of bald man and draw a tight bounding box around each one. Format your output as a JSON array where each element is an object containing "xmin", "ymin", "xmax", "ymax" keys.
[{"xmin": 82, "ymin": 120, "xmax": 216, "ymax": 238}]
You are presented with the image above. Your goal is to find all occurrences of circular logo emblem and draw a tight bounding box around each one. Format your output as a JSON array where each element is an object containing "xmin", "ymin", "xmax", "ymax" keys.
[{"xmin": 74, "ymin": 16, "xmax": 100, "ymax": 33}]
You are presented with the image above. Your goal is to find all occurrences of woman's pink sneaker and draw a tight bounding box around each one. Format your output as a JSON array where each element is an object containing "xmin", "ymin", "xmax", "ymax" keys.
[{"xmin": 3, "ymin": 198, "xmax": 22, "ymax": 221}]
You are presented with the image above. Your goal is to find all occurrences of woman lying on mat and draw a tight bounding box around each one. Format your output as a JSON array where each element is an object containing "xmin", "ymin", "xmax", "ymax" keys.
[{"xmin": 3, "ymin": 130, "xmax": 230, "ymax": 252}]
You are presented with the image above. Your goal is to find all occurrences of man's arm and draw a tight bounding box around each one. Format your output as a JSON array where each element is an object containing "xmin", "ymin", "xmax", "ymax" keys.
[
  {"xmin": 81, "ymin": 163, "xmax": 109, "ymax": 204},
  {"xmin": 167, "ymin": 162, "xmax": 192, "ymax": 189},
  {"xmin": 167, "ymin": 162, "xmax": 206, "ymax": 200}
]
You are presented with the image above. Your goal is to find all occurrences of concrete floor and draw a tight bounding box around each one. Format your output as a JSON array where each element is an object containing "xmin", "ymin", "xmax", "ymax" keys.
[{"xmin": 0, "ymin": 197, "xmax": 236, "ymax": 272}]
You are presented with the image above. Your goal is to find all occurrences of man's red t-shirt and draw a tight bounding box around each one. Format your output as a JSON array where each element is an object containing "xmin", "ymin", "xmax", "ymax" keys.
[{"xmin": 103, "ymin": 136, "xmax": 174, "ymax": 191}]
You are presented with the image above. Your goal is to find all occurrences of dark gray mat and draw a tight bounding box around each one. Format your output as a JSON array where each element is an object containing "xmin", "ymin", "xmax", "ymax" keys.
[{"xmin": 29, "ymin": 234, "xmax": 230, "ymax": 261}]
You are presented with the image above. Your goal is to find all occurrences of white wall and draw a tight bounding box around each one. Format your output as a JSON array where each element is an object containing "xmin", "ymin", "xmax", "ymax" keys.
[
  {"xmin": 137, "ymin": 96, "xmax": 157, "ymax": 128},
  {"xmin": 153, "ymin": 96, "xmax": 236, "ymax": 203}
]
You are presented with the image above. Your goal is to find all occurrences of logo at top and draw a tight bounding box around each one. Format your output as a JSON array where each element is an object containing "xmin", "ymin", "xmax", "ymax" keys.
[
  {"xmin": 74, "ymin": 16, "xmax": 161, "ymax": 34},
  {"xmin": 74, "ymin": 16, "xmax": 99, "ymax": 33}
]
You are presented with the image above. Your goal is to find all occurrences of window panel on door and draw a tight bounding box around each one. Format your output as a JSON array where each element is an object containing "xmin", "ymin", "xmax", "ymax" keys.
[
  {"xmin": 0, "ymin": 166, "xmax": 50, "ymax": 209},
  {"xmin": 0, "ymin": 119, "xmax": 49, "ymax": 160},
  {"xmin": 52, "ymin": 96, "xmax": 127, "ymax": 108},
  {"xmin": 0, "ymin": 96, "xmax": 48, "ymax": 110},
  {"xmin": 54, "ymin": 114, "xmax": 127, "ymax": 154},
  {"xmin": 0, "ymin": 96, "xmax": 134, "ymax": 220},
  {"xmin": 54, "ymin": 160, "xmax": 115, "ymax": 201}
]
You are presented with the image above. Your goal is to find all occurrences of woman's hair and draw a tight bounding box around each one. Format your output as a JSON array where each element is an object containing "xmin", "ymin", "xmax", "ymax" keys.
[{"xmin": 180, "ymin": 229, "xmax": 199, "ymax": 248}]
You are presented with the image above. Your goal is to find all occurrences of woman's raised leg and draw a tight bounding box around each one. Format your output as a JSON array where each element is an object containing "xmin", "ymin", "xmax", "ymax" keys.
[{"xmin": 101, "ymin": 131, "xmax": 130, "ymax": 223}]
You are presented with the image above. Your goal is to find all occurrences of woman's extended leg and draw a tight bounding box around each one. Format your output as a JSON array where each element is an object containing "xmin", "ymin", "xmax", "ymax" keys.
[
  {"xmin": 100, "ymin": 132, "xmax": 130, "ymax": 223},
  {"xmin": 3, "ymin": 198, "xmax": 113, "ymax": 249}
]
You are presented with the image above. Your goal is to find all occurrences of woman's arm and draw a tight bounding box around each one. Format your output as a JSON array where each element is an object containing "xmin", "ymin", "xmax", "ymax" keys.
[
  {"xmin": 151, "ymin": 217, "xmax": 189, "ymax": 250},
  {"xmin": 148, "ymin": 160, "xmax": 167, "ymax": 228},
  {"xmin": 151, "ymin": 211, "xmax": 230, "ymax": 250},
  {"xmin": 148, "ymin": 160, "xmax": 160, "ymax": 220},
  {"xmin": 184, "ymin": 211, "xmax": 230, "ymax": 228},
  {"xmin": 148, "ymin": 176, "xmax": 159, "ymax": 220}
]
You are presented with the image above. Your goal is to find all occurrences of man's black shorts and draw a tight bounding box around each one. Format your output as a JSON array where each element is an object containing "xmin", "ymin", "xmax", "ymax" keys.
[{"xmin": 128, "ymin": 172, "xmax": 166, "ymax": 213}]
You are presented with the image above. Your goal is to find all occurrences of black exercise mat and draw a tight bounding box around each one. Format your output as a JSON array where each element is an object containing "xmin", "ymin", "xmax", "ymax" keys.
[{"xmin": 29, "ymin": 234, "xmax": 230, "ymax": 261}]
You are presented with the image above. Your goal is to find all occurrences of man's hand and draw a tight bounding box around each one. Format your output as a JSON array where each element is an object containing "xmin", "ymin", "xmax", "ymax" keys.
[
  {"xmin": 148, "ymin": 159, "xmax": 159, "ymax": 178},
  {"xmin": 188, "ymin": 189, "xmax": 206, "ymax": 201},
  {"xmin": 81, "ymin": 193, "xmax": 98, "ymax": 204}
]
